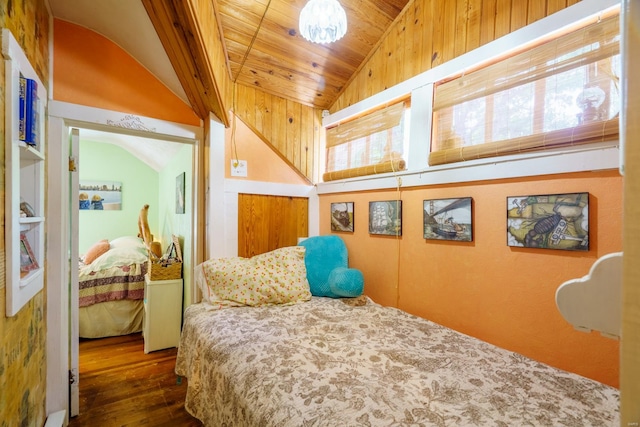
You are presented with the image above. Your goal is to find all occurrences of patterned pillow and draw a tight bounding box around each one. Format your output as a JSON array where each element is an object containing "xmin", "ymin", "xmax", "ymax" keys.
[{"xmin": 201, "ymin": 246, "xmax": 311, "ymax": 308}]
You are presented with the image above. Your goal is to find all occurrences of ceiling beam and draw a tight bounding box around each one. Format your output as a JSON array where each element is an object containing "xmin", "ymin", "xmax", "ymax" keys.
[{"xmin": 142, "ymin": 0, "xmax": 230, "ymax": 126}]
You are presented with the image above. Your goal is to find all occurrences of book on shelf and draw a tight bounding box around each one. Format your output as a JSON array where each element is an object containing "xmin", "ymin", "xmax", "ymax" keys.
[
  {"xmin": 24, "ymin": 77, "xmax": 38, "ymax": 147},
  {"xmin": 19, "ymin": 73, "xmax": 27, "ymax": 142}
]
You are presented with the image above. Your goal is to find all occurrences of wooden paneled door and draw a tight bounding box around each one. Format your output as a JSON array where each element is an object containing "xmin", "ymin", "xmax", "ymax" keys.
[{"xmin": 238, "ymin": 194, "xmax": 308, "ymax": 258}]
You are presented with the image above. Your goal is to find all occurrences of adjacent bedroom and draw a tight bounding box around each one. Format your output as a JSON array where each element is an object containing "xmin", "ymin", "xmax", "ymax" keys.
[{"xmin": 75, "ymin": 130, "xmax": 193, "ymax": 340}]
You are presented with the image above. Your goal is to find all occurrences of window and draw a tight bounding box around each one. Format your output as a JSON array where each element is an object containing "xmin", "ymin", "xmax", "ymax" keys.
[
  {"xmin": 430, "ymin": 11, "xmax": 620, "ymax": 166},
  {"xmin": 324, "ymin": 100, "xmax": 410, "ymax": 181}
]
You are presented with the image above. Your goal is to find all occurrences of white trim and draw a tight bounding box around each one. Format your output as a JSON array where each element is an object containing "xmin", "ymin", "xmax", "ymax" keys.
[
  {"xmin": 48, "ymin": 100, "xmax": 202, "ymax": 142},
  {"xmin": 46, "ymin": 102, "xmax": 203, "ymax": 418},
  {"xmin": 317, "ymin": 142, "xmax": 620, "ymax": 194}
]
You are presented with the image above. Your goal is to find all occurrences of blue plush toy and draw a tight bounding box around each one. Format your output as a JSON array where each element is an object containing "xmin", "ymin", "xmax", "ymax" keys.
[{"xmin": 298, "ymin": 235, "xmax": 364, "ymax": 298}]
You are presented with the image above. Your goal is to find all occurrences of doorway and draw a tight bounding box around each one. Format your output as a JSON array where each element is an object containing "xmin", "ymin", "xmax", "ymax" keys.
[{"xmin": 46, "ymin": 102, "xmax": 203, "ymax": 417}]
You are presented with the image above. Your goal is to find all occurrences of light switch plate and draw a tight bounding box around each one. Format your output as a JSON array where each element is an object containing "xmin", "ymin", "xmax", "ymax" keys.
[{"xmin": 231, "ymin": 159, "xmax": 248, "ymax": 177}]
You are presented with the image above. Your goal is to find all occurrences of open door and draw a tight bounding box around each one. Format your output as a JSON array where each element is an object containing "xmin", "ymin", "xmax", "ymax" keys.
[{"xmin": 69, "ymin": 128, "xmax": 80, "ymax": 416}]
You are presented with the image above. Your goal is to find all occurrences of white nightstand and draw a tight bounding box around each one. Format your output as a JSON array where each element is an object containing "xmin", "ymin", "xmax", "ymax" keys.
[{"xmin": 143, "ymin": 275, "xmax": 183, "ymax": 354}]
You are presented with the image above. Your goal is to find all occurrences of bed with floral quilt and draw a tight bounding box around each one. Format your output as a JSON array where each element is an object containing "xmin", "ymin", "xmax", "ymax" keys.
[{"xmin": 175, "ymin": 247, "xmax": 619, "ymax": 426}]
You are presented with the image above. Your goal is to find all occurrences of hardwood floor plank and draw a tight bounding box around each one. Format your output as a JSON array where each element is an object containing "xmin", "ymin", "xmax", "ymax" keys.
[{"xmin": 69, "ymin": 333, "xmax": 202, "ymax": 426}]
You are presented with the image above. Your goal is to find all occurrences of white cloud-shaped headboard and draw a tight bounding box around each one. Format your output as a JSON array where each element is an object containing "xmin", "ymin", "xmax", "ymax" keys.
[{"xmin": 555, "ymin": 252, "xmax": 622, "ymax": 339}]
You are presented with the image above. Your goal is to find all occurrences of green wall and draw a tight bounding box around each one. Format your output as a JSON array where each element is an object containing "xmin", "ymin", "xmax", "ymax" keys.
[
  {"xmin": 79, "ymin": 140, "xmax": 159, "ymax": 254},
  {"xmin": 158, "ymin": 143, "xmax": 194, "ymax": 304}
]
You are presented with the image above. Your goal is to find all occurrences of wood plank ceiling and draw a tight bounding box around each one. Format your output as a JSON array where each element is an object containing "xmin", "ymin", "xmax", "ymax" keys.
[{"xmin": 216, "ymin": 0, "xmax": 410, "ymax": 110}]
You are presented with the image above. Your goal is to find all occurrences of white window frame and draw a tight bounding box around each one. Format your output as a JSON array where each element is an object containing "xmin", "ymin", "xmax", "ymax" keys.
[{"xmin": 318, "ymin": 0, "xmax": 621, "ymax": 195}]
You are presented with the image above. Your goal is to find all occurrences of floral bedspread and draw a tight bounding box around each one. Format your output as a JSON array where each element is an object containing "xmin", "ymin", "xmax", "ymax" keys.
[
  {"xmin": 175, "ymin": 297, "xmax": 619, "ymax": 427},
  {"xmin": 78, "ymin": 262, "xmax": 147, "ymax": 307}
]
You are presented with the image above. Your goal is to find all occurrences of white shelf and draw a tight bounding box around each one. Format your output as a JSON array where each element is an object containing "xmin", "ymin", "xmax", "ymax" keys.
[{"xmin": 3, "ymin": 28, "xmax": 47, "ymax": 317}]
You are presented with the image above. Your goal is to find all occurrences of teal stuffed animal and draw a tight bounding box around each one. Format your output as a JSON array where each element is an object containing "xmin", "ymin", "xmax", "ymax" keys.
[{"xmin": 299, "ymin": 235, "xmax": 364, "ymax": 298}]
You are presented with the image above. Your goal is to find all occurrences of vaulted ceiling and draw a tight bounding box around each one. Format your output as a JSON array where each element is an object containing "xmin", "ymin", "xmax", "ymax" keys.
[
  {"xmin": 215, "ymin": 0, "xmax": 410, "ymax": 109},
  {"xmin": 50, "ymin": 0, "xmax": 410, "ymax": 112}
]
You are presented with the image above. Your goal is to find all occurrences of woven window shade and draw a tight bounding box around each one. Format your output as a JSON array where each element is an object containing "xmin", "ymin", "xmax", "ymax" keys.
[
  {"xmin": 326, "ymin": 102, "xmax": 405, "ymax": 148},
  {"xmin": 322, "ymin": 159, "xmax": 406, "ymax": 182},
  {"xmin": 430, "ymin": 11, "xmax": 620, "ymax": 166}
]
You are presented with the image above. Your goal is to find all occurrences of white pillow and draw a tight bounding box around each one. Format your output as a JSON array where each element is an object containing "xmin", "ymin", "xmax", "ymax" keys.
[
  {"xmin": 109, "ymin": 236, "xmax": 147, "ymax": 254},
  {"xmin": 83, "ymin": 247, "xmax": 148, "ymax": 272}
]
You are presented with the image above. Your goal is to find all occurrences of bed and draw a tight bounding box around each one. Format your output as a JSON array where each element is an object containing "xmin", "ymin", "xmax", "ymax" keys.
[
  {"xmin": 175, "ymin": 247, "xmax": 619, "ymax": 426},
  {"xmin": 78, "ymin": 236, "xmax": 149, "ymax": 338}
]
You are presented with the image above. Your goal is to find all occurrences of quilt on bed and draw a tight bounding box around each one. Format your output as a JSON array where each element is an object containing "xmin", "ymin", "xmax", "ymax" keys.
[
  {"xmin": 78, "ymin": 263, "xmax": 147, "ymax": 308},
  {"xmin": 175, "ymin": 297, "xmax": 619, "ymax": 427}
]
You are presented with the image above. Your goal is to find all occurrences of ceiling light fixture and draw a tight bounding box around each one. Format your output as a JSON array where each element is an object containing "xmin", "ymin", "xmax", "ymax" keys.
[{"xmin": 299, "ymin": 0, "xmax": 347, "ymax": 44}]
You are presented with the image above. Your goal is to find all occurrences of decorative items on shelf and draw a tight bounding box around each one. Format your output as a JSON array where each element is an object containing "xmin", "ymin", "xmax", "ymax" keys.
[
  {"xmin": 20, "ymin": 197, "xmax": 36, "ymax": 217},
  {"xmin": 19, "ymin": 233, "xmax": 38, "ymax": 277}
]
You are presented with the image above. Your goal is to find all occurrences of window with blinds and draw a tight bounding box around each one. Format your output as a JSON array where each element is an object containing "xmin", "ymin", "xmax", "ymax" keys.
[
  {"xmin": 324, "ymin": 100, "xmax": 410, "ymax": 182},
  {"xmin": 429, "ymin": 10, "xmax": 620, "ymax": 166}
]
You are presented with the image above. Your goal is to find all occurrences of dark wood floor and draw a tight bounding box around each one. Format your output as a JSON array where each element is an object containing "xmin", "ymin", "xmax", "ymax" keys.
[{"xmin": 69, "ymin": 333, "xmax": 202, "ymax": 427}]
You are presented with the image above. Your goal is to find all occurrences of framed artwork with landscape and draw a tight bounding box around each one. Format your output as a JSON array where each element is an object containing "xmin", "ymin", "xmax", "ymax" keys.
[{"xmin": 423, "ymin": 197, "xmax": 473, "ymax": 241}]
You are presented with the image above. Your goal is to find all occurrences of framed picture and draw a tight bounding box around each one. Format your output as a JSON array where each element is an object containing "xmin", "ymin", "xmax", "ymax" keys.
[
  {"xmin": 507, "ymin": 192, "xmax": 589, "ymax": 251},
  {"xmin": 331, "ymin": 202, "xmax": 354, "ymax": 232},
  {"xmin": 79, "ymin": 180, "xmax": 122, "ymax": 210},
  {"xmin": 369, "ymin": 200, "xmax": 402, "ymax": 236},
  {"xmin": 423, "ymin": 197, "xmax": 473, "ymax": 241},
  {"xmin": 176, "ymin": 172, "xmax": 185, "ymax": 214},
  {"xmin": 20, "ymin": 233, "xmax": 38, "ymax": 275}
]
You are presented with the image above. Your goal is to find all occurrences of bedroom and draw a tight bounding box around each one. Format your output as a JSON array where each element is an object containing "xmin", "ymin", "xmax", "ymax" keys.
[
  {"xmin": 0, "ymin": 0, "xmax": 638, "ymax": 426},
  {"xmin": 75, "ymin": 129, "xmax": 194, "ymax": 339}
]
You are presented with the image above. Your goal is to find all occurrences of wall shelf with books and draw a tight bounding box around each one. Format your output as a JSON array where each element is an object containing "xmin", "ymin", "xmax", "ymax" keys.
[{"xmin": 2, "ymin": 28, "xmax": 47, "ymax": 316}]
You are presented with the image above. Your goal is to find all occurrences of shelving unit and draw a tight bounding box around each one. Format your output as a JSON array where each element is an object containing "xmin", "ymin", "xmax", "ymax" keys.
[{"xmin": 3, "ymin": 28, "xmax": 47, "ymax": 316}]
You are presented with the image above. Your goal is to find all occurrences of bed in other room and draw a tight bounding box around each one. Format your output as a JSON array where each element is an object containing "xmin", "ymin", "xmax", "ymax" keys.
[
  {"xmin": 175, "ymin": 247, "xmax": 619, "ymax": 426},
  {"xmin": 78, "ymin": 236, "xmax": 148, "ymax": 338}
]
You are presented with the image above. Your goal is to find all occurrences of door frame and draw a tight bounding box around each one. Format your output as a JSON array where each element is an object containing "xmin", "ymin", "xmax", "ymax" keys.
[{"xmin": 45, "ymin": 100, "xmax": 203, "ymax": 418}]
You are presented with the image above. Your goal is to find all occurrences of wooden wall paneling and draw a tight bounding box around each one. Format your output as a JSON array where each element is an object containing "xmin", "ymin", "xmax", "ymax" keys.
[
  {"xmin": 405, "ymin": 2, "xmax": 422, "ymax": 78},
  {"xmin": 286, "ymin": 99, "xmax": 301, "ymax": 169},
  {"xmin": 494, "ymin": 0, "xmax": 513, "ymax": 39},
  {"xmin": 441, "ymin": 0, "xmax": 458, "ymax": 64},
  {"xmin": 431, "ymin": 0, "xmax": 446, "ymax": 67},
  {"xmin": 238, "ymin": 194, "xmax": 309, "ymax": 257},
  {"xmin": 527, "ymin": 0, "xmax": 547, "ymax": 25},
  {"xmin": 395, "ymin": 14, "xmax": 408, "ymax": 84},
  {"xmin": 566, "ymin": 0, "xmax": 580, "ymax": 7},
  {"xmin": 262, "ymin": 91, "xmax": 273, "ymax": 139},
  {"xmin": 420, "ymin": 0, "xmax": 435, "ymax": 73},
  {"xmin": 254, "ymin": 88, "xmax": 265, "ymax": 135},
  {"xmin": 479, "ymin": 0, "xmax": 497, "ymax": 46},
  {"xmin": 510, "ymin": 0, "xmax": 530, "ymax": 32},
  {"xmin": 466, "ymin": 0, "xmax": 483, "ymax": 52},
  {"xmin": 243, "ymin": 84, "xmax": 256, "ymax": 125},
  {"xmin": 454, "ymin": 0, "xmax": 469, "ymax": 58},
  {"xmin": 384, "ymin": 25, "xmax": 398, "ymax": 89},
  {"xmin": 272, "ymin": 96, "xmax": 287, "ymax": 156},
  {"xmin": 546, "ymin": 0, "xmax": 567, "ymax": 15}
]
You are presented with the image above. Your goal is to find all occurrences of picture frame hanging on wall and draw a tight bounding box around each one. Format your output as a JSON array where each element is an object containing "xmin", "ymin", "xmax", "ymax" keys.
[
  {"xmin": 330, "ymin": 202, "xmax": 355, "ymax": 232},
  {"xmin": 369, "ymin": 200, "xmax": 402, "ymax": 236},
  {"xmin": 79, "ymin": 180, "xmax": 122, "ymax": 210},
  {"xmin": 176, "ymin": 172, "xmax": 186, "ymax": 214},
  {"xmin": 507, "ymin": 192, "xmax": 589, "ymax": 251},
  {"xmin": 423, "ymin": 197, "xmax": 473, "ymax": 241}
]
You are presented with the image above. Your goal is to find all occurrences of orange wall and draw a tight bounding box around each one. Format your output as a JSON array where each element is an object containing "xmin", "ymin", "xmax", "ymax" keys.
[
  {"xmin": 53, "ymin": 19, "xmax": 200, "ymax": 126},
  {"xmin": 225, "ymin": 114, "xmax": 310, "ymax": 185},
  {"xmin": 319, "ymin": 170, "xmax": 622, "ymax": 387}
]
